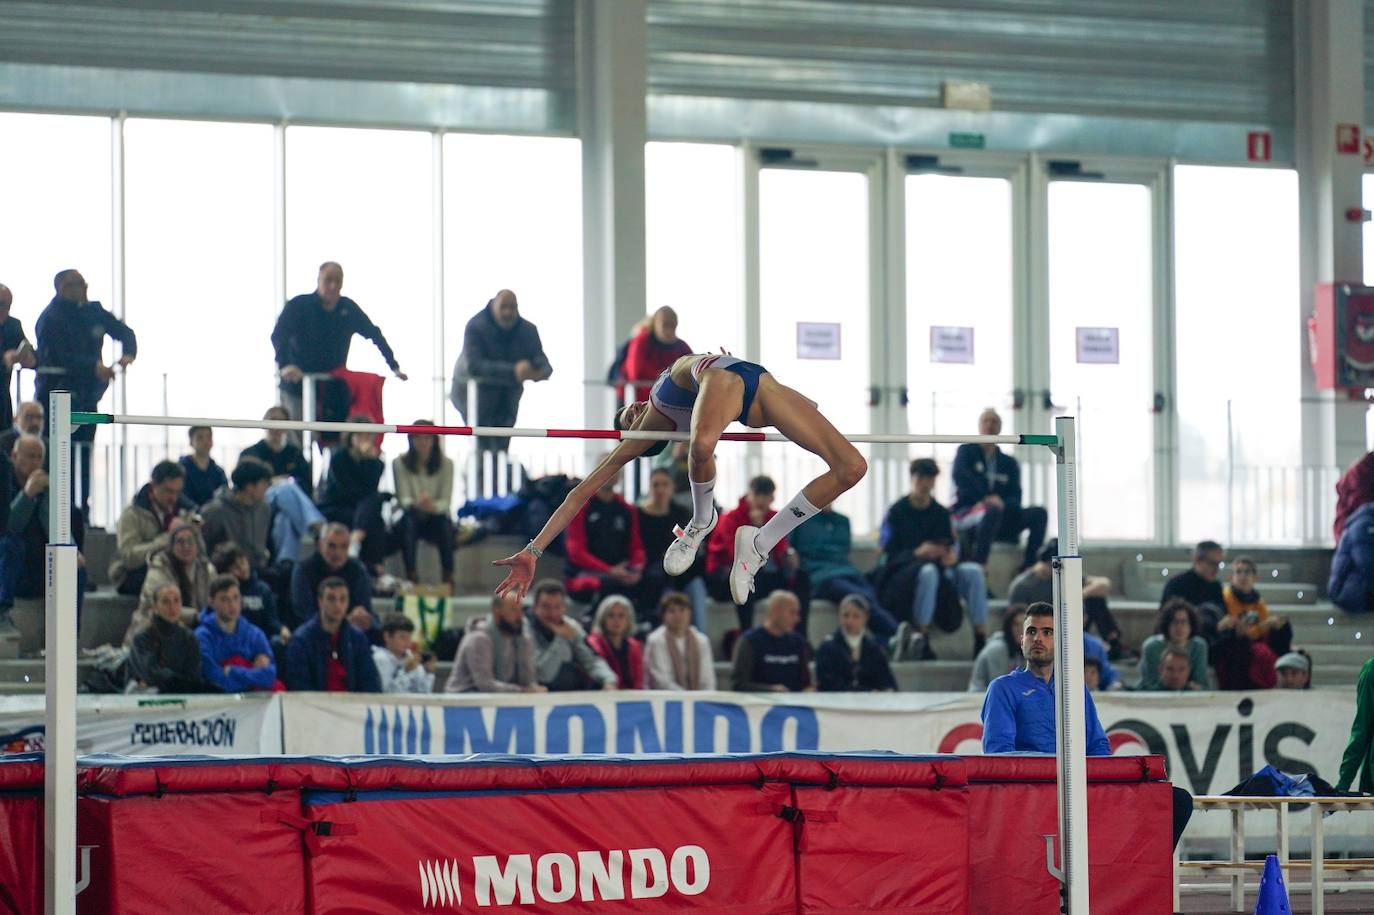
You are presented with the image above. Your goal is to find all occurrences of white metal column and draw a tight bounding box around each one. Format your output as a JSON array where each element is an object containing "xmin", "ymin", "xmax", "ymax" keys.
[
  {"xmin": 109, "ymin": 114, "xmax": 128, "ymax": 519},
  {"xmin": 431, "ymin": 131, "xmax": 448, "ymax": 426},
  {"xmin": 45, "ymin": 391, "xmax": 78, "ymax": 915},
  {"xmin": 1052, "ymin": 416, "xmax": 1089, "ymax": 913},
  {"xmin": 577, "ymin": 0, "xmax": 647, "ymax": 450},
  {"xmin": 1295, "ymin": 0, "xmax": 1369, "ymax": 538}
]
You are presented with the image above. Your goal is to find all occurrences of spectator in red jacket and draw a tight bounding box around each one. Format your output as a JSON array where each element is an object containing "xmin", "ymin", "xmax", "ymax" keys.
[
  {"xmin": 706, "ymin": 475, "xmax": 811, "ymax": 633},
  {"xmin": 586, "ymin": 595, "xmax": 645, "ymax": 689},
  {"xmin": 621, "ymin": 306, "xmax": 692, "ymax": 403},
  {"xmin": 1336, "ymin": 450, "xmax": 1374, "ymax": 542},
  {"xmin": 564, "ymin": 476, "xmax": 650, "ymax": 618}
]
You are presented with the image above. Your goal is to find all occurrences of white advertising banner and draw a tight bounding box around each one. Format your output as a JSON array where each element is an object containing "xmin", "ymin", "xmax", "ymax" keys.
[
  {"xmin": 0, "ymin": 694, "xmax": 282, "ymax": 756},
  {"xmin": 282, "ymin": 690, "xmax": 1368, "ymax": 847}
]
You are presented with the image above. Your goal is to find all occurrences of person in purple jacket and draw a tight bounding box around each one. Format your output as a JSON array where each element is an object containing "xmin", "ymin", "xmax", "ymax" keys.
[{"xmin": 195, "ymin": 574, "xmax": 278, "ymax": 692}]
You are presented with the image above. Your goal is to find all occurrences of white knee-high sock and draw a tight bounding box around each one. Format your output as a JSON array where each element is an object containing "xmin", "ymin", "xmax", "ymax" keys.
[
  {"xmin": 689, "ymin": 477, "xmax": 716, "ymax": 528},
  {"xmin": 754, "ymin": 491, "xmax": 819, "ymax": 556}
]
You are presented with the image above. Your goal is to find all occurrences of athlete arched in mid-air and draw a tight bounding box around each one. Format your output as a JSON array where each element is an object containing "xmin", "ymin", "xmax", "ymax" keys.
[{"xmin": 494, "ymin": 352, "xmax": 866, "ymax": 605}]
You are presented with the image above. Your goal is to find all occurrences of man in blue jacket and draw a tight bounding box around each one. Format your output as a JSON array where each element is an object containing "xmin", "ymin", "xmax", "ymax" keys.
[
  {"xmin": 981, "ymin": 601, "xmax": 1110, "ymax": 755},
  {"xmin": 283, "ymin": 576, "xmax": 381, "ymax": 692},
  {"xmin": 1330, "ymin": 502, "xmax": 1374, "ymax": 614},
  {"xmin": 195, "ymin": 575, "xmax": 278, "ymax": 693},
  {"xmin": 34, "ymin": 268, "xmax": 137, "ymax": 519},
  {"xmin": 951, "ymin": 408, "xmax": 1047, "ymax": 569}
]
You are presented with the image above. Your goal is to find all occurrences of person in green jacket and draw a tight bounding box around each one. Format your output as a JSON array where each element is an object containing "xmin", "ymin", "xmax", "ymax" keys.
[{"xmin": 1337, "ymin": 657, "xmax": 1374, "ymax": 793}]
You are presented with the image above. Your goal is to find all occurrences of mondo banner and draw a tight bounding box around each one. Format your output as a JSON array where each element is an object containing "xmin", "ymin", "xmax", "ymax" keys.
[
  {"xmin": 0, "ymin": 694, "xmax": 281, "ymax": 756},
  {"xmin": 280, "ymin": 689, "xmax": 1357, "ymax": 844}
]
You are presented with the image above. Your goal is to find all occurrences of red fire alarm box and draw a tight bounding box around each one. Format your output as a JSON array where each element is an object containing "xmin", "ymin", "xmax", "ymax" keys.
[{"xmin": 1310, "ymin": 282, "xmax": 1374, "ymax": 390}]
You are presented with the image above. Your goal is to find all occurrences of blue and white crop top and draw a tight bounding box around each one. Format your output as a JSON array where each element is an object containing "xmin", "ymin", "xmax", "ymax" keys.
[{"xmin": 648, "ymin": 354, "xmax": 746, "ymax": 431}]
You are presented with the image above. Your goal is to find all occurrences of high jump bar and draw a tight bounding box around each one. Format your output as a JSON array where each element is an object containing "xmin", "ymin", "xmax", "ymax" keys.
[{"xmin": 71, "ymin": 412, "xmax": 1059, "ymax": 447}]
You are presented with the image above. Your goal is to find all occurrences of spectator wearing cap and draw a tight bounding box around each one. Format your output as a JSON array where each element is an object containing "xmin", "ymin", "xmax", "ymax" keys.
[
  {"xmin": 372, "ymin": 613, "xmax": 435, "ymax": 694},
  {"xmin": 179, "ymin": 426, "xmax": 227, "ymax": 509},
  {"xmin": 815, "ymin": 594, "xmax": 897, "ymax": 692},
  {"xmin": 644, "ymin": 591, "xmax": 715, "ymax": 690},
  {"xmin": 730, "ymin": 590, "xmax": 812, "ymax": 693},
  {"xmin": 1275, "ymin": 651, "xmax": 1312, "ymax": 690}
]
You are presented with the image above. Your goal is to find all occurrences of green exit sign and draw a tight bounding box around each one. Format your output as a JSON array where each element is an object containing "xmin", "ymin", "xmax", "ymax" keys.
[{"xmin": 948, "ymin": 132, "xmax": 986, "ymax": 149}]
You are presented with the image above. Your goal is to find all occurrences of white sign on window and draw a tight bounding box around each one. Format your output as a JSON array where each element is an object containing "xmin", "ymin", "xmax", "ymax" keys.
[
  {"xmin": 796, "ymin": 322, "xmax": 842, "ymax": 360},
  {"xmin": 1076, "ymin": 327, "xmax": 1120, "ymax": 364},
  {"xmin": 929, "ymin": 326, "xmax": 975, "ymax": 364}
]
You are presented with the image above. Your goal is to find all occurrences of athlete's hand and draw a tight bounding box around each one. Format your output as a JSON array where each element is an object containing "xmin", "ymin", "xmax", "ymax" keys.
[
  {"xmin": 493, "ymin": 550, "xmax": 537, "ymax": 601},
  {"xmin": 718, "ymin": 347, "xmax": 733, "ymax": 356}
]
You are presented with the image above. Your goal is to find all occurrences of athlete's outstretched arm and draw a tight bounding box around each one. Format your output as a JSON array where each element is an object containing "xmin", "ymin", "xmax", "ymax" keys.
[{"xmin": 493, "ymin": 439, "xmax": 650, "ymax": 600}]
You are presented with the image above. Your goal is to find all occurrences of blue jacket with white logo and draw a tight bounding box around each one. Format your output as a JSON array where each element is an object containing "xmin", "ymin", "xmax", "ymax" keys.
[{"xmin": 981, "ymin": 667, "xmax": 1110, "ymax": 755}]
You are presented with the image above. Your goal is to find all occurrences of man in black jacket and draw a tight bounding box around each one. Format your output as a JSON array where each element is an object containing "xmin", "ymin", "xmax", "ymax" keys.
[
  {"xmin": 282, "ymin": 576, "xmax": 381, "ymax": 693},
  {"xmin": 34, "ymin": 269, "xmax": 137, "ymax": 520},
  {"xmin": 271, "ymin": 261, "xmax": 407, "ymax": 422},
  {"xmin": 450, "ymin": 290, "xmax": 552, "ymax": 462},
  {"xmin": 950, "ymin": 408, "xmax": 1047, "ymax": 569}
]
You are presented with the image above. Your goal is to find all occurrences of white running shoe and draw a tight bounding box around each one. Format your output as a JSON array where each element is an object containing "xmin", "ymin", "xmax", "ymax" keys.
[
  {"xmin": 663, "ymin": 509, "xmax": 718, "ymax": 576},
  {"xmin": 729, "ymin": 525, "xmax": 765, "ymax": 605}
]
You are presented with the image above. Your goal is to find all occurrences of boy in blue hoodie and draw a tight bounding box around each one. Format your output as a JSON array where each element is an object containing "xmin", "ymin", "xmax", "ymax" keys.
[{"xmin": 196, "ymin": 574, "xmax": 279, "ymax": 692}]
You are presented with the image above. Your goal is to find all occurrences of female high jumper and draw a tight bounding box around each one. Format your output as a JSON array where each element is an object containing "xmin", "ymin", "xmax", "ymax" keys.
[{"xmin": 493, "ymin": 352, "xmax": 867, "ymax": 604}]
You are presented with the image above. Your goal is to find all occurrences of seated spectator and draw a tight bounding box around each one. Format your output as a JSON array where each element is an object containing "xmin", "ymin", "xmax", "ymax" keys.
[
  {"xmin": 877, "ymin": 458, "xmax": 988, "ymax": 661},
  {"xmin": 195, "ymin": 574, "xmax": 278, "ymax": 693},
  {"xmin": 1081, "ymin": 630, "xmax": 1121, "ymax": 691},
  {"xmin": 815, "ymin": 594, "xmax": 897, "ymax": 692},
  {"xmin": 708, "ymin": 477, "xmax": 811, "ymax": 634},
  {"xmin": 316, "ymin": 416, "xmax": 391, "ymax": 575},
  {"xmin": 527, "ymin": 579, "xmax": 617, "ymax": 691},
  {"xmin": 282, "ymin": 576, "xmax": 381, "ymax": 692},
  {"xmin": 1083, "ymin": 656, "xmax": 1102, "ymax": 692},
  {"xmin": 210, "ymin": 543, "xmax": 288, "ymax": 644},
  {"xmin": 980, "ymin": 601, "xmax": 1109, "ymax": 755},
  {"xmin": 392, "ymin": 420, "xmax": 456, "ymax": 589},
  {"xmin": 790, "ymin": 503, "xmax": 899, "ymax": 640},
  {"xmin": 0, "ymin": 435, "xmax": 87, "ymax": 622},
  {"xmin": 1275, "ymin": 650, "xmax": 1312, "ymax": 690},
  {"xmin": 288, "ymin": 523, "xmax": 375, "ymax": 636},
  {"xmin": 200, "ymin": 459, "xmax": 273, "ymax": 572},
  {"xmin": 1331, "ymin": 501, "xmax": 1374, "ymax": 614},
  {"xmin": 128, "ymin": 584, "xmax": 209, "ymax": 694},
  {"xmin": 621, "ymin": 306, "xmax": 691, "ymax": 402},
  {"xmin": 968, "ymin": 604, "xmax": 1026, "ymax": 692},
  {"xmin": 587, "ymin": 595, "xmax": 644, "ymax": 689},
  {"xmin": 240, "ymin": 405, "xmax": 313, "ymax": 497},
  {"xmin": 0, "ymin": 401, "xmax": 44, "ymax": 458},
  {"xmin": 951, "ymin": 408, "xmax": 1048, "ymax": 569},
  {"xmin": 1221, "ymin": 555, "xmax": 1293, "ymax": 652},
  {"xmin": 730, "ymin": 590, "xmax": 812, "ymax": 693},
  {"xmin": 1160, "ymin": 541, "xmax": 1227, "ymax": 636},
  {"xmin": 127, "ymin": 520, "xmax": 212, "ymax": 643},
  {"xmin": 637, "ymin": 468, "xmax": 710, "ymax": 632},
  {"xmin": 1147, "ymin": 645, "xmax": 1195, "ymax": 693},
  {"xmin": 179, "ymin": 426, "xmax": 227, "ymax": 508},
  {"xmin": 564, "ymin": 475, "xmax": 649, "ymax": 617},
  {"xmin": 1335, "ymin": 448, "xmax": 1374, "ymax": 543},
  {"xmin": 445, "ymin": 592, "xmax": 544, "ymax": 693},
  {"xmin": 1009, "ymin": 540, "xmax": 1128, "ymax": 659},
  {"xmin": 371, "ymin": 613, "xmax": 435, "ymax": 694},
  {"xmin": 644, "ymin": 590, "xmax": 715, "ymax": 690},
  {"xmin": 1138, "ymin": 599, "xmax": 1209, "ymax": 691},
  {"xmin": 109, "ymin": 459, "xmax": 197, "ymax": 597}
]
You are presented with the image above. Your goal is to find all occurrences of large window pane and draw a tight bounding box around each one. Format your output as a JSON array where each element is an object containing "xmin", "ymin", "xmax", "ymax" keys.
[
  {"xmin": 759, "ymin": 169, "xmax": 872, "ymax": 529},
  {"xmin": 443, "ymin": 134, "xmax": 582, "ymax": 475},
  {"xmin": 646, "ymin": 142, "xmax": 742, "ymax": 353},
  {"xmin": 0, "ymin": 113, "xmax": 113, "ymax": 409},
  {"xmin": 124, "ymin": 119, "xmax": 276, "ymax": 458},
  {"xmin": 905, "ymin": 174, "xmax": 1014, "ymax": 491},
  {"xmin": 1049, "ymin": 181, "xmax": 1154, "ymax": 541},
  {"xmin": 286, "ymin": 126, "xmax": 435, "ymax": 427},
  {"xmin": 1175, "ymin": 166, "xmax": 1300, "ymax": 544}
]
